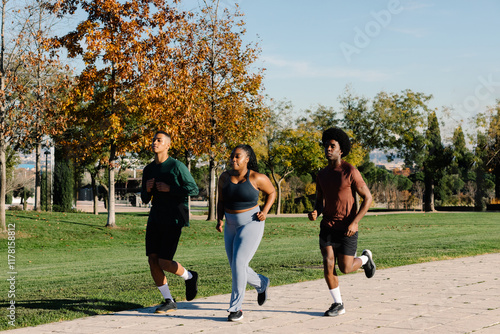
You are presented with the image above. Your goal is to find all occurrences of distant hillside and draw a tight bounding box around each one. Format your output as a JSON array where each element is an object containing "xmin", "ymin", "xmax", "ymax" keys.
[{"xmin": 369, "ymin": 150, "xmax": 404, "ymax": 170}]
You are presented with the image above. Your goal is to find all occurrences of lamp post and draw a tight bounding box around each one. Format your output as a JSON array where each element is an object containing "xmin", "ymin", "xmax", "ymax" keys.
[{"xmin": 44, "ymin": 150, "xmax": 50, "ymax": 211}]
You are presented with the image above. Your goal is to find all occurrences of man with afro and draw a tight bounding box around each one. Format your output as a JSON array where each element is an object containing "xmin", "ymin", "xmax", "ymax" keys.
[{"xmin": 308, "ymin": 128, "xmax": 375, "ymax": 317}]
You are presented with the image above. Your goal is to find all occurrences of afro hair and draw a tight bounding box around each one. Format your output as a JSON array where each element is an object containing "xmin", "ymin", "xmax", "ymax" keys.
[{"xmin": 322, "ymin": 128, "xmax": 351, "ymax": 157}]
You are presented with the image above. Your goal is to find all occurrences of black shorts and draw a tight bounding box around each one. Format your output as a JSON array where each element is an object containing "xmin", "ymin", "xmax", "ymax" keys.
[
  {"xmin": 319, "ymin": 227, "xmax": 358, "ymax": 256},
  {"xmin": 145, "ymin": 212, "xmax": 183, "ymax": 260}
]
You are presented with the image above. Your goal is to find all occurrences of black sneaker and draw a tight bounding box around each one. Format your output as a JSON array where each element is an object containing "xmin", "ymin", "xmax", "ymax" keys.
[
  {"xmin": 155, "ymin": 299, "xmax": 177, "ymax": 313},
  {"xmin": 362, "ymin": 249, "xmax": 376, "ymax": 278},
  {"xmin": 324, "ymin": 302, "xmax": 345, "ymax": 317},
  {"xmin": 185, "ymin": 271, "xmax": 198, "ymax": 301},
  {"xmin": 228, "ymin": 310, "xmax": 244, "ymax": 321},
  {"xmin": 257, "ymin": 277, "xmax": 270, "ymax": 306}
]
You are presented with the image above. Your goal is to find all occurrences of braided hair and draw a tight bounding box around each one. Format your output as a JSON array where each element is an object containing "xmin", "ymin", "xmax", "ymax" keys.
[{"xmin": 232, "ymin": 144, "xmax": 259, "ymax": 172}]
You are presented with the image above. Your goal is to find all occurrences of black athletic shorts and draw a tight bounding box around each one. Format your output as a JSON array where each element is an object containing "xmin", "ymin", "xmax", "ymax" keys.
[
  {"xmin": 319, "ymin": 227, "xmax": 358, "ymax": 256},
  {"xmin": 145, "ymin": 210, "xmax": 184, "ymax": 260}
]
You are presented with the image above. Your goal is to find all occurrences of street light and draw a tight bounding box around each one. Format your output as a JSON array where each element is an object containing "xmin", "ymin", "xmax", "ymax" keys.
[{"xmin": 44, "ymin": 150, "xmax": 50, "ymax": 211}]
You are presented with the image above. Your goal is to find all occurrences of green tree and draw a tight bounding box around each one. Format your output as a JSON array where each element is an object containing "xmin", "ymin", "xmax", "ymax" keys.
[
  {"xmin": 473, "ymin": 105, "xmax": 499, "ymax": 206},
  {"xmin": 449, "ymin": 125, "xmax": 474, "ymax": 183},
  {"xmin": 53, "ymin": 146, "xmax": 74, "ymax": 211},
  {"xmin": 296, "ymin": 104, "xmax": 339, "ymax": 132},
  {"xmin": 485, "ymin": 103, "xmax": 500, "ymax": 199},
  {"xmin": 339, "ymin": 85, "xmax": 380, "ymax": 152},
  {"xmin": 423, "ymin": 111, "xmax": 448, "ymax": 211},
  {"xmin": 340, "ymin": 87, "xmax": 432, "ymax": 168},
  {"xmin": 4, "ymin": 147, "xmax": 21, "ymax": 197},
  {"xmin": 372, "ymin": 90, "xmax": 431, "ymax": 166},
  {"xmin": 474, "ymin": 131, "xmax": 488, "ymax": 211},
  {"xmin": 257, "ymin": 101, "xmax": 293, "ymax": 215},
  {"xmin": 437, "ymin": 174, "xmax": 465, "ymax": 205},
  {"xmin": 259, "ymin": 101, "xmax": 324, "ymax": 215},
  {"xmin": 13, "ymin": 186, "xmax": 33, "ymax": 210}
]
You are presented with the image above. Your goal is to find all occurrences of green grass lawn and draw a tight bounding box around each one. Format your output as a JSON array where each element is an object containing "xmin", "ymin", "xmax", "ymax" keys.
[{"xmin": 1, "ymin": 210, "xmax": 499, "ymax": 330}]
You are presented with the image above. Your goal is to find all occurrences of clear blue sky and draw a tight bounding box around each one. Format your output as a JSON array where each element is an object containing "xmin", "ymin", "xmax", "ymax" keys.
[
  {"xmin": 60, "ymin": 0, "xmax": 500, "ymax": 138},
  {"xmin": 209, "ymin": 0, "xmax": 499, "ymax": 138}
]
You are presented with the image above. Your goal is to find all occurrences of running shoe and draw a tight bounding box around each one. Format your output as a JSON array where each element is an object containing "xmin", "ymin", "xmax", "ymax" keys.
[
  {"xmin": 362, "ymin": 249, "xmax": 376, "ymax": 278},
  {"xmin": 155, "ymin": 299, "xmax": 177, "ymax": 313},
  {"xmin": 228, "ymin": 310, "xmax": 244, "ymax": 321},
  {"xmin": 258, "ymin": 277, "xmax": 270, "ymax": 306},
  {"xmin": 324, "ymin": 302, "xmax": 345, "ymax": 317},
  {"xmin": 185, "ymin": 271, "xmax": 198, "ymax": 301}
]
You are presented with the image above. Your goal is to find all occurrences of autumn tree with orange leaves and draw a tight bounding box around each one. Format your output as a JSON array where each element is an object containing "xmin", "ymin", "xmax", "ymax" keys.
[
  {"xmin": 0, "ymin": 0, "xmax": 26, "ymax": 232},
  {"xmin": 48, "ymin": 0, "xmax": 195, "ymax": 227},
  {"xmin": 0, "ymin": 0, "xmax": 70, "ymax": 232},
  {"xmin": 190, "ymin": 0, "xmax": 267, "ymax": 220},
  {"xmin": 18, "ymin": 1, "xmax": 72, "ymax": 212},
  {"xmin": 134, "ymin": 0, "xmax": 268, "ymax": 220},
  {"xmin": 48, "ymin": 0, "xmax": 267, "ymax": 224}
]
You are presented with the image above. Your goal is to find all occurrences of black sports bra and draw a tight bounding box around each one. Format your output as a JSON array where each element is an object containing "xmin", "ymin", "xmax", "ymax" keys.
[{"xmin": 222, "ymin": 169, "xmax": 259, "ymax": 210}]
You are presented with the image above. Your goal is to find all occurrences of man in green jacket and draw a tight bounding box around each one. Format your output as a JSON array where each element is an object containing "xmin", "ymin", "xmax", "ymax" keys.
[{"xmin": 141, "ymin": 131, "xmax": 199, "ymax": 313}]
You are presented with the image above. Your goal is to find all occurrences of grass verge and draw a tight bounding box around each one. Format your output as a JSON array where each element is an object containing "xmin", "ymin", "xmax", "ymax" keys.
[{"xmin": 0, "ymin": 210, "xmax": 499, "ymax": 330}]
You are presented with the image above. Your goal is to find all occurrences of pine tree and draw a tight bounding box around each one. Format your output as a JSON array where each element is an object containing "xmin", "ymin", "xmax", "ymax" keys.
[{"xmin": 53, "ymin": 146, "xmax": 74, "ymax": 212}]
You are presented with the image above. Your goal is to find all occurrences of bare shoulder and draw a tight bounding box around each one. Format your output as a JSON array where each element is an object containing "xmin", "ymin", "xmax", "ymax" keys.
[
  {"xmin": 249, "ymin": 170, "xmax": 268, "ymax": 182},
  {"xmin": 249, "ymin": 170, "xmax": 274, "ymax": 193}
]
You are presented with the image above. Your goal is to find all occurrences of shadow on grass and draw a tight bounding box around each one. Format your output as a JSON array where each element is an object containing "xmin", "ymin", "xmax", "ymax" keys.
[
  {"xmin": 14, "ymin": 213, "xmax": 105, "ymax": 229},
  {"xmin": 0, "ymin": 299, "xmax": 143, "ymax": 316},
  {"xmin": 117, "ymin": 212, "xmax": 150, "ymax": 217}
]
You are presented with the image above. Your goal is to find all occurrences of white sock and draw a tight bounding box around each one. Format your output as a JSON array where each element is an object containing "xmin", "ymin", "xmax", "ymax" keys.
[
  {"xmin": 180, "ymin": 268, "xmax": 193, "ymax": 281},
  {"xmin": 329, "ymin": 287, "xmax": 343, "ymax": 304},
  {"xmin": 158, "ymin": 283, "xmax": 173, "ymax": 300},
  {"xmin": 359, "ymin": 255, "xmax": 369, "ymax": 265}
]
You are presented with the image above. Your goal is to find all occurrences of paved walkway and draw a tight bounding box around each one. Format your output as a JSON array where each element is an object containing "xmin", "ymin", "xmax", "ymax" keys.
[{"xmin": 5, "ymin": 253, "xmax": 499, "ymax": 333}]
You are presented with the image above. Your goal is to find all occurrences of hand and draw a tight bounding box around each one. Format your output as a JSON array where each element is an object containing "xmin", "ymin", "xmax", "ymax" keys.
[
  {"xmin": 256, "ymin": 211, "xmax": 266, "ymax": 221},
  {"xmin": 308, "ymin": 210, "xmax": 318, "ymax": 221},
  {"xmin": 155, "ymin": 182, "xmax": 170, "ymax": 192},
  {"xmin": 146, "ymin": 178, "xmax": 155, "ymax": 192},
  {"xmin": 345, "ymin": 222, "xmax": 358, "ymax": 237},
  {"xmin": 216, "ymin": 221, "xmax": 224, "ymax": 233},
  {"xmin": 321, "ymin": 220, "xmax": 334, "ymax": 228}
]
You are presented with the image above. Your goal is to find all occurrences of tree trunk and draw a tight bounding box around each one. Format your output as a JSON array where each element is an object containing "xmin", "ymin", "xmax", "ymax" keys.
[
  {"xmin": 271, "ymin": 171, "xmax": 282, "ymax": 215},
  {"xmin": 495, "ymin": 164, "xmax": 500, "ymax": 200},
  {"xmin": 386, "ymin": 186, "xmax": 390, "ymax": 210},
  {"xmin": 0, "ymin": 141, "xmax": 6, "ymax": 232},
  {"xmin": 423, "ymin": 172, "xmax": 435, "ymax": 212},
  {"xmin": 23, "ymin": 190, "xmax": 27, "ymax": 211},
  {"xmin": 91, "ymin": 172, "xmax": 98, "ymax": 215},
  {"xmin": 106, "ymin": 143, "xmax": 117, "ymax": 227},
  {"xmin": 106, "ymin": 63, "xmax": 117, "ymax": 227},
  {"xmin": 207, "ymin": 157, "xmax": 217, "ymax": 221},
  {"xmin": 0, "ymin": 2, "xmax": 6, "ymax": 232},
  {"xmin": 475, "ymin": 164, "xmax": 486, "ymax": 211},
  {"xmin": 35, "ymin": 143, "xmax": 41, "ymax": 211}
]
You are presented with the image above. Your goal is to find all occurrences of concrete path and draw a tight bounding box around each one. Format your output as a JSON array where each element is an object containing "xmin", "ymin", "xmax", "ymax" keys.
[{"xmin": 5, "ymin": 253, "xmax": 499, "ymax": 333}]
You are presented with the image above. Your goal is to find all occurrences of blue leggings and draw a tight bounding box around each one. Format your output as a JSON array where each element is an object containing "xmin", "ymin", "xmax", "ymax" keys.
[{"xmin": 224, "ymin": 206, "xmax": 268, "ymax": 312}]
